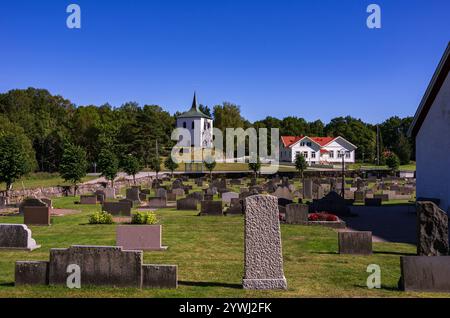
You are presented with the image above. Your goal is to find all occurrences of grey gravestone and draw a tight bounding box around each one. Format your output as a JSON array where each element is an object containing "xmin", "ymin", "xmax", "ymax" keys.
[
  {"xmin": 0, "ymin": 224, "xmax": 40, "ymax": 251},
  {"xmin": 126, "ymin": 188, "xmax": 141, "ymax": 203},
  {"xmin": 49, "ymin": 245, "xmax": 143, "ymax": 288},
  {"xmin": 303, "ymin": 179, "xmax": 313, "ymax": 199},
  {"xmin": 94, "ymin": 190, "xmax": 106, "ymax": 203},
  {"xmin": 273, "ymin": 186, "xmax": 293, "ymax": 201},
  {"xmin": 19, "ymin": 197, "xmax": 47, "ymax": 214},
  {"xmin": 172, "ymin": 188, "xmax": 185, "ymax": 197},
  {"xmin": 166, "ymin": 192, "xmax": 177, "ymax": 201},
  {"xmin": 243, "ymin": 195, "xmax": 287, "ymax": 290},
  {"xmin": 104, "ymin": 187, "xmax": 116, "ymax": 199},
  {"xmin": 187, "ymin": 191, "xmax": 204, "ymax": 202},
  {"xmin": 200, "ymin": 200, "xmax": 223, "ymax": 216},
  {"xmin": 156, "ymin": 188, "xmax": 167, "ymax": 198},
  {"xmin": 102, "ymin": 202, "xmax": 132, "ymax": 216},
  {"xmin": 338, "ymin": 231, "xmax": 372, "ymax": 255},
  {"xmin": 176, "ymin": 198, "xmax": 198, "ymax": 210},
  {"xmin": 417, "ymin": 201, "xmax": 449, "ymax": 256},
  {"xmin": 226, "ymin": 198, "xmax": 244, "ymax": 215},
  {"xmin": 148, "ymin": 197, "xmax": 167, "ymax": 209},
  {"xmin": 399, "ymin": 256, "xmax": 450, "ymax": 292},
  {"xmin": 222, "ymin": 192, "xmax": 239, "ymax": 205},
  {"xmin": 15, "ymin": 261, "xmax": 49, "ymax": 286},
  {"xmin": 310, "ymin": 191, "xmax": 351, "ymax": 217},
  {"xmin": 285, "ymin": 204, "xmax": 309, "ymax": 224},
  {"xmin": 354, "ymin": 191, "xmax": 365, "ymax": 202},
  {"xmin": 142, "ymin": 265, "xmax": 178, "ymax": 289}
]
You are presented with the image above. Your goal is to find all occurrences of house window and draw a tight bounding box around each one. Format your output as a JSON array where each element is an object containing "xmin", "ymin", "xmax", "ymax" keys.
[
  {"xmin": 311, "ymin": 152, "xmax": 316, "ymax": 159},
  {"xmin": 300, "ymin": 142, "xmax": 305, "ymax": 147},
  {"xmin": 296, "ymin": 151, "xmax": 301, "ymax": 158},
  {"xmin": 338, "ymin": 151, "xmax": 344, "ymax": 159},
  {"xmin": 329, "ymin": 151, "xmax": 334, "ymax": 158},
  {"xmin": 345, "ymin": 151, "xmax": 351, "ymax": 159},
  {"xmin": 307, "ymin": 142, "xmax": 312, "ymax": 147},
  {"xmin": 183, "ymin": 122, "xmax": 187, "ymax": 129},
  {"xmin": 303, "ymin": 151, "xmax": 308, "ymax": 158}
]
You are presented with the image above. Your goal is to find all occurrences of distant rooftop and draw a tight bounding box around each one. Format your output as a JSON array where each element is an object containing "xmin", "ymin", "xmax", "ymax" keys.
[{"xmin": 176, "ymin": 93, "xmax": 212, "ymax": 119}]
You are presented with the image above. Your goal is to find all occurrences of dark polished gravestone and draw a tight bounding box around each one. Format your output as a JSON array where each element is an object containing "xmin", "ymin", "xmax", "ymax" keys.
[
  {"xmin": 23, "ymin": 206, "xmax": 51, "ymax": 226},
  {"xmin": 199, "ymin": 200, "xmax": 223, "ymax": 216},
  {"xmin": 15, "ymin": 245, "xmax": 177, "ymax": 289},
  {"xmin": 399, "ymin": 256, "xmax": 450, "ymax": 293},
  {"xmin": 242, "ymin": 195, "xmax": 287, "ymax": 290},
  {"xmin": 309, "ymin": 191, "xmax": 351, "ymax": 217},
  {"xmin": 417, "ymin": 201, "xmax": 449, "ymax": 256},
  {"xmin": 102, "ymin": 202, "xmax": 132, "ymax": 216},
  {"xmin": 338, "ymin": 231, "xmax": 372, "ymax": 255},
  {"xmin": 176, "ymin": 198, "xmax": 198, "ymax": 211}
]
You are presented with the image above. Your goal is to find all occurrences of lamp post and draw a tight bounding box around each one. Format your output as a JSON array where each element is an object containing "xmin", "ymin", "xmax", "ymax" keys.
[{"xmin": 340, "ymin": 148, "xmax": 346, "ymax": 198}]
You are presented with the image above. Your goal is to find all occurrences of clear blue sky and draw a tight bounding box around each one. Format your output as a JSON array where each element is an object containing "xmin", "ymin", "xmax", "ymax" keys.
[{"xmin": 0, "ymin": 0, "xmax": 449, "ymax": 124}]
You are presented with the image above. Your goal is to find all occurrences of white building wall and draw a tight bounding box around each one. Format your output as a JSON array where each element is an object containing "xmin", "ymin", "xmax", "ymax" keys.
[
  {"xmin": 289, "ymin": 141, "xmax": 321, "ymax": 165},
  {"xmin": 322, "ymin": 140, "xmax": 355, "ymax": 164},
  {"xmin": 416, "ymin": 72, "xmax": 450, "ymax": 212},
  {"xmin": 176, "ymin": 117, "xmax": 213, "ymax": 148}
]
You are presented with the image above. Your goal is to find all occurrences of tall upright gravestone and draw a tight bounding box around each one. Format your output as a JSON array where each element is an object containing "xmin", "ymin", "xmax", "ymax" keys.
[
  {"xmin": 243, "ymin": 195, "xmax": 287, "ymax": 290},
  {"xmin": 417, "ymin": 201, "xmax": 449, "ymax": 256}
]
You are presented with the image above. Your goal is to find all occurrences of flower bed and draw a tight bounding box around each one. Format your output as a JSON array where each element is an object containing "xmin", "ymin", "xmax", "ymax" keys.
[{"xmin": 308, "ymin": 212, "xmax": 338, "ymax": 222}]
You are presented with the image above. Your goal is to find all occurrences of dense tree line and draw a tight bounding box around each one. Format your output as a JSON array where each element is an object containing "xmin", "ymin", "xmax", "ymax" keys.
[{"xmin": 0, "ymin": 88, "xmax": 415, "ymax": 177}]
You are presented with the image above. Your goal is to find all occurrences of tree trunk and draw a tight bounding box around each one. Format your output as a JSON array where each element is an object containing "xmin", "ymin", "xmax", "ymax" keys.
[
  {"xmin": 133, "ymin": 175, "xmax": 136, "ymax": 185},
  {"xmin": 6, "ymin": 182, "xmax": 12, "ymax": 197},
  {"xmin": 73, "ymin": 183, "xmax": 77, "ymax": 197}
]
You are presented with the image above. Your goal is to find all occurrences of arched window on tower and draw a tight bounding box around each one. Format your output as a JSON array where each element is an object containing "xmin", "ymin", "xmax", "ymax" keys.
[
  {"xmin": 192, "ymin": 122, "xmax": 195, "ymax": 129},
  {"xmin": 183, "ymin": 122, "xmax": 187, "ymax": 129}
]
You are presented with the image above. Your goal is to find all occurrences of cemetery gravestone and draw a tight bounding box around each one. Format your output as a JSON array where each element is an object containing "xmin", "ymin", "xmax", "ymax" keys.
[
  {"xmin": 148, "ymin": 197, "xmax": 167, "ymax": 209},
  {"xmin": 200, "ymin": 201, "xmax": 223, "ymax": 216},
  {"xmin": 273, "ymin": 186, "xmax": 293, "ymax": 201},
  {"xmin": 80, "ymin": 195, "xmax": 97, "ymax": 205},
  {"xmin": 285, "ymin": 204, "xmax": 309, "ymax": 224},
  {"xmin": 176, "ymin": 198, "xmax": 198, "ymax": 211},
  {"xmin": 0, "ymin": 224, "xmax": 40, "ymax": 251},
  {"xmin": 116, "ymin": 225, "xmax": 167, "ymax": 251},
  {"xmin": 126, "ymin": 188, "xmax": 141, "ymax": 203},
  {"xmin": 303, "ymin": 179, "xmax": 313, "ymax": 199},
  {"xmin": 24, "ymin": 207, "xmax": 51, "ymax": 226},
  {"xmin": 242, "ymin": 195, "xmax": 287, "ymax": 290},
  {"xmin": 222, "ymin": 192, "xmax": 239, "ymax": 205},
  {"xmin": 102, "ymin": 202, "xmax": 132, "ymax": 216},
  {"xmin": 338, "ymin": 231, "xmax": 372, "ymax": 255},
  {"xmin": 399, "ymin": 256, "xmax": 450, "ymax": 292},
  {"xmin": 417, "ymin": 201, "xmax": 449, "ymax": 256}
]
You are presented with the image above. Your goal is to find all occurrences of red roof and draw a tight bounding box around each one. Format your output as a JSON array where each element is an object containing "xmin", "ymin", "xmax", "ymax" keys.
[
  {"xmin": 320, "ymin": 149, "xmax": 329, "ymax": 153},
  {"xmin": 281, "ymin": 136, "xmax": 336, "ymax": 148}
]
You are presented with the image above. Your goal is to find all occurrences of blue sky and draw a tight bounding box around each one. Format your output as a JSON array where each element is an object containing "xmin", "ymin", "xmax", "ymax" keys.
[{"xmin": 0, "ymin": 0, "xmax": 449, "ymax": 123}]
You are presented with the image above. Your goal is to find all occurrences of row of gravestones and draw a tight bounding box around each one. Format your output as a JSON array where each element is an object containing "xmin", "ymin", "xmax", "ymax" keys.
[{"xmin": 2, "ymin": 194, "xmax": 299, "ymax": 291}]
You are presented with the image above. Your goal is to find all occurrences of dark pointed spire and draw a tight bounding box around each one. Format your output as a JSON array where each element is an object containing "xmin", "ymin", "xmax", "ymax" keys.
[{"xmin": 191, "ymin": 92, "xmax": 198, "ymax": 110}]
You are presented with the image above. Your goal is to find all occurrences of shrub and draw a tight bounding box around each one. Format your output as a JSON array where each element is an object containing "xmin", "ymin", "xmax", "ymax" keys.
[
  {"xmin": 88, "ymin": 211, "xmax": 114, "ymax": 224},
  {"xmin": 131, "ymin": 211, "xmax": 158, "ymax": 225},
  {"xmin": 308, "ymin": 212, "xmax": 338, "ymax": 222}
]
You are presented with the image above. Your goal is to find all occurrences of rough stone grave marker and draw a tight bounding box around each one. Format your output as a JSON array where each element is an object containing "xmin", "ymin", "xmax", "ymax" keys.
[{"xmin": 242, "ymin": 195, "xmax": 287, "ymax": 289}]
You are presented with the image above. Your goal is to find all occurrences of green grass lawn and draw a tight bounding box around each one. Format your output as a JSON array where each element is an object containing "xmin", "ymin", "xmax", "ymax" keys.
[
  {"xmin": 0, "ymin": 191, "xmax": 445, "ymax": 298},
  {"xmin": 0, "ymin": 173, "xmax": 97, "ymax": 191},
  {"xmin": 348, "ymin": 163, "xmax": 416, "ymax": 171}
]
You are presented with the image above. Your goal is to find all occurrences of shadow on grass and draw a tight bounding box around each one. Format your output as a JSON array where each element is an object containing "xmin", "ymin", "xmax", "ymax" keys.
[
  {"xmin": 179, "ymin": 281, "xmax": 242, "ymax": 289},
  {"xmin": 0, "ymin": 282, "xmax": 14, "ymax": 287},
  {"xmin": 354, "ymin": 284, "xmax": 400, "ymax": 292},
  {"xmin": 373, "ymin": 251, "xmax": 416, "ymax": 256}
]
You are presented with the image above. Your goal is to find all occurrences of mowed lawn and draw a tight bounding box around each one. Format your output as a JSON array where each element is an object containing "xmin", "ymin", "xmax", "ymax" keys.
[{"xmin": 0, "ymin": 195, "xmax": 445, "ymax": 298}]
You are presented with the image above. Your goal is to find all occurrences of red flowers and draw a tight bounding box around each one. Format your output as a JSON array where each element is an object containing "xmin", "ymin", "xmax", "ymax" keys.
[{"xmin": 308, "ymin": 212, "xmax": 338, "ymax": 222}]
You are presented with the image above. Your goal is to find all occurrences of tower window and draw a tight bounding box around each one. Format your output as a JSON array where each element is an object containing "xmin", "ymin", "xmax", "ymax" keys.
[
  {"xmin": 183, "ymin": 122, "xmax": 187, "ymax": 129},
  {"xmin": 192, "ymin": 122, "xmax": 195, "ymax": 129}
]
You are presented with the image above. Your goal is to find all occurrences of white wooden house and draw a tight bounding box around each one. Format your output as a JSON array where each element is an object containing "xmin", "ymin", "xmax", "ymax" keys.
[{"xmin": 408, "ymin": 43, "xmax": 450, "ymax": 212}]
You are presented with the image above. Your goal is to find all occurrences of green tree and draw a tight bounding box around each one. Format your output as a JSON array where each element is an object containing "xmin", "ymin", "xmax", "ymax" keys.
[
  {"xmin": 204, "ymin": 158, "xmax": 216, "ymax": 181},
  {"xmin": 0, "ymin": 134, "xmax": 34, "ymax": 195},
  {"xmin": 248, "ymin": 154, "xmax": 261, "ymax": 179},
  {"xmin": 97, "ymin": 148, "xmax": 119, "ymax": 187},
  {"xmin": 121, "ymin": 155, "xmax": 141, "ymax": 184},
  {"xmin": 164, "ymin": 156, "xmax": 179, "ymax": 177},
  {"xmin": 385, "ymin": 153, "xmax": 400, "ymax": 174},
  {"xmin": 149, "ymin": 156, "xmax": 162, "ymax": 180},
  {"xmin": 59, "ymin": 142, "xmax": 88, "ymax": 196},
  {"xmin": 295, "ymin": 153, "xmax": 307, "ymax": 179}
]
